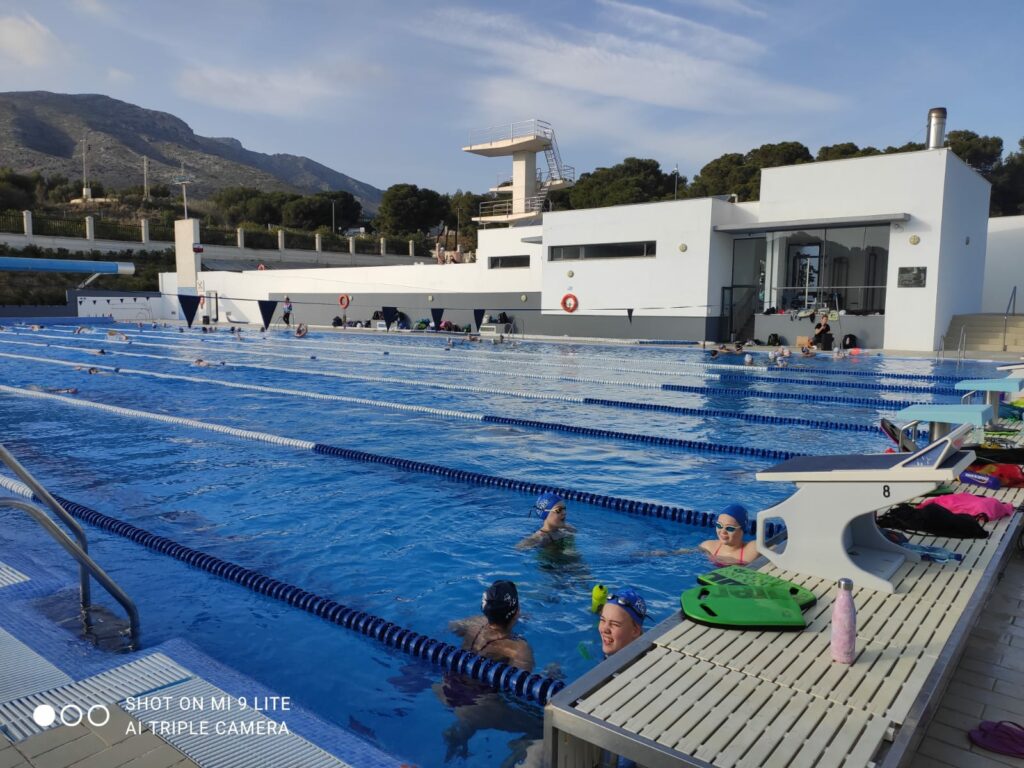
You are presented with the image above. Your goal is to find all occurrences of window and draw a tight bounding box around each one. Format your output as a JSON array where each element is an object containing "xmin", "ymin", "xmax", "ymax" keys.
[
  {"xmin": 488, "ymin": 255, "xmax": 531, "ymax": 269},
  {"xmin": 549, "ymin": 241, "xmax": 656, "ymax": 261}
]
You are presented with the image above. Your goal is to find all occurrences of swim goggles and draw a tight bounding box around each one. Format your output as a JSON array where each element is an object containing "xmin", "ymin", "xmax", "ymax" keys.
[
  {"xmin": 715, "ymin": 523, "xmax": 740, "ymax": 533},
  {"xmin": 606, "ymin": 590, "xmax": 646, "ymax": 625}
]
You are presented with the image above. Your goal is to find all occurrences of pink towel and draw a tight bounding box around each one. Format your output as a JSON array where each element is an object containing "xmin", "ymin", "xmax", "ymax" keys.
[{"xmin": 918, "ymin": 493, "xmax": 1014, "ymax": 522}]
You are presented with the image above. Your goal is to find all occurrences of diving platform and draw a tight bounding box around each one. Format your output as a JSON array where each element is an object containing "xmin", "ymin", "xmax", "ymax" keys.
[{"xmin": 464, "ymin": 119, "xmax": 573, "ymax": 224}]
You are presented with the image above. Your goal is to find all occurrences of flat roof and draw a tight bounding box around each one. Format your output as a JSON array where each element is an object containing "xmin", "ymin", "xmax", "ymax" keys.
[{"xmin": 714, "ymin": 211, "xmax": 910, "ymax": 234}]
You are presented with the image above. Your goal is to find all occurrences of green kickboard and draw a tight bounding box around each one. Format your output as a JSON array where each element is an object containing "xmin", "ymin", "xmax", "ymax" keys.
[
  {"xmin": 696, "ymin": 566, "xmax": 817, "ymax": 610},
  {"xmin": 681, "ymin": 585, "xmax": 806, "ymax": 630}
]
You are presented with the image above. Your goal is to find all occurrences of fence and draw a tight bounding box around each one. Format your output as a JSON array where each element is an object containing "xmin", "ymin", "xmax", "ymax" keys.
[
  {"xmin": 384, "ymin": 238, "xmax": 407, "ymax": 255},
  {"xmin": 0, "ymin": 211, "xmax": 21, "ymax": 234},
  {"xmin": 321, "ymin": 233, "xmax": 348, "ymax": 253},
  {"xmin": 201, "ymin": 227, "xmax": 235, "ymax": 247},
  {"xmin": 93, "ymin": 219, "xmax": 141, "ymax": 242},
  {"xmin": 149, "ymin": 224, "xmax": 175, "ymax": 242},
  {"xmin": 354, "ymin": 237, "xmax": 379, "ymax": 255},
  {"xmin": 33, "ymin": 216, "xmax": 86, "ymax": 238},
  {"xmin": 287, "ymin": 231, "xmax": 316, "ymax": 251},
  {"xmin": 243, "ymin": 229, "xmax": 278, "ymax": 250}
]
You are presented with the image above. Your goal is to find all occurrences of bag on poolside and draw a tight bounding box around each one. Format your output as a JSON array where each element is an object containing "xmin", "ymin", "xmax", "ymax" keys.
[
  {"xmin": 876, "ymin": 503, "xmax": 989, "ymax": 538},
  {"xmin": 842, "ymin": 333, "xmax": 857, "ymax": 349},
  {"xmin": 918, "ymin": 493, "xmax": 1015, "ymax": 522},
  {"xmin": 766, "ymin": 332, "xmax": 781, "ymax": 346}
]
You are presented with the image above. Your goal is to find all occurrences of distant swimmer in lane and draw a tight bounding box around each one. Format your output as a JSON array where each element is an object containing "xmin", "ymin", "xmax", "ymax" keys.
[{"xmin": 517, "ymin": 493, "xmax": 576, "ymax": 550}]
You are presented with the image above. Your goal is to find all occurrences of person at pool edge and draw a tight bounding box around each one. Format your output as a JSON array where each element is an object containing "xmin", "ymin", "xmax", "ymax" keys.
[
  {"xmin": 599, "ymin": 588, "xmax": 647, "ymax": 657},
  {"xmin": 517, "ymin": 493, "xmax": 576, "ymax": 549},
  {"xmin": 282, "ymin": 296, "xmax": 293, "ymax": 327}
]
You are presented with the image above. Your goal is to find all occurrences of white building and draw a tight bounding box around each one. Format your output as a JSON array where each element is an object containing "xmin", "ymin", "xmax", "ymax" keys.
[{"xmin": 152, "ymin": 112, "xmax": 1021, "ymax": 352}]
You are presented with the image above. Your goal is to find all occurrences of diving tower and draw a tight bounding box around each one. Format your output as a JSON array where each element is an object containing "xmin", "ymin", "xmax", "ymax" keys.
[{"xmin": 463, "ymin": 119, "xmax": 574, "ymax": 225}]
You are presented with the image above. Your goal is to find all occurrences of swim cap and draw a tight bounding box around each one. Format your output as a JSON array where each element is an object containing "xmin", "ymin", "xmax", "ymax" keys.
[
  {"xmin": 607, "ymin": 588, "xmax": 647, "ymax": 626},
  {"xmin": 719, "ymin": 503, "xmax": 749, "ymax": 530},
  {"xmin": 535, "ymin": 492, "xmax": 564, "ymax": 515},
  {"xmin": 482, "ymin": 580, "xmax": 519, "ymax": 624}
]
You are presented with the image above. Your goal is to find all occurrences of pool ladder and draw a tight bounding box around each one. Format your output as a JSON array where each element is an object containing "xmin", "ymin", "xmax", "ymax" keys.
[{"xmin": 0, "ymin": 443, "xmax": 140, "ymax": 650}]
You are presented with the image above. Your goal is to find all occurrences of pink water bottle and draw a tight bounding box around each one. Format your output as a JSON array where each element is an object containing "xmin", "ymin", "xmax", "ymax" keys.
[{"xmin": 830, "ymin": 578, "xmax": 856, "ymax": 664}]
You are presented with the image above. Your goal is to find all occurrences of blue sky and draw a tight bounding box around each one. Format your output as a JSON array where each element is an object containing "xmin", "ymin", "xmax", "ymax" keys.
[{"xmin": 2, "ymin": 0, "xmax": 1022, "ymax": 195}]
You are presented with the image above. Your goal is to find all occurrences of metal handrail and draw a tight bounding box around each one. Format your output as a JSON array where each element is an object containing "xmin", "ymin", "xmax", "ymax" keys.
[
  {"xmin": 0, "ymin": 445, "xmax": 140, "ymax": 649},
  {"xmin": 957, "ymin": 325, "xmax": 967, "ymax": 365},
  {"xmin": 1, "ymin": 444, "xmax": 92, "ymax": 606},
  {"xmin": 468, "ymin": 119, "xmax": 553, "ymax": 146},
  {"xmin": 937, "ymin": 333, "xmax": 945, "ymax": 361},
  {"xmin": 1003, "ymin": 285, "xmax": 1017, "ymax": 352}
]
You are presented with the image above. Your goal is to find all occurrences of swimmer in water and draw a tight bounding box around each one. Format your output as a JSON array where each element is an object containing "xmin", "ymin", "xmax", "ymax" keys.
[
  {"xmin": 193, "ymin": 359, "xmax": 210, "ymax": 367},
  {"xmin": 27, "ymin": 385, "xmax": 79, "ymax": 394},
  {"xmin": 517, "ymin": 493, "xmax": 576, "ymax": 549},
  {"xmin": 642, "ymin": 504, "xmax": 758, "ymax": 566}
]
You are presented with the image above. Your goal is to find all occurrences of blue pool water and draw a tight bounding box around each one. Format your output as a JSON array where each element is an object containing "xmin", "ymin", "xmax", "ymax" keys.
[{"xmin": 0, "ymin": 325, "xmax": 1003, "ymax": 766}]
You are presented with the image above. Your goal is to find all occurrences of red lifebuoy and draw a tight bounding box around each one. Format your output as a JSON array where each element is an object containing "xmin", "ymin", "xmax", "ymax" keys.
[
  {"xmin": 338, "ymin": 294, "xmax": 351, "ymax": 309},
  {"xmin": 561, "ymin": 293, "xmax": 579, "ymax": 313},
  {"xmin": 257, "ymin": 263, "xmax": 266, "ymax": 271}
]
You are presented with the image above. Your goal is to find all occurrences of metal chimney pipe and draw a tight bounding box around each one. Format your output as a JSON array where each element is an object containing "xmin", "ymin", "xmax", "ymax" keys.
[{"xmin": 927, "ymin": 107, "xmax": 947, "ymax": 149}]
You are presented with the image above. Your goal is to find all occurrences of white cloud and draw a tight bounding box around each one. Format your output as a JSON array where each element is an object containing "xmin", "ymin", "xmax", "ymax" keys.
[
  {"xmin": 0, "ymin": 14, "xmax": 66, "ymax": 69},
  {"xmin": 667, "ymin": 0, "xmax": 767, "ymax": 18},
  {"xmin": 106, "ymin": 67, "xmax": 133, "ymax": 84},
  {"xmin": 176, "ymin": 65, "xmax": 338, "ymax": 117},
  {"xmin": 597, "ymin": 0, "xmax": 764, "ymax": 61},
  {"xmin": 71, "ymin": 0, "xmax": 111, "ymax": 17},
  {"xmin": 420, "ymin": 8, "xmax": 838, "ymax": 117}
]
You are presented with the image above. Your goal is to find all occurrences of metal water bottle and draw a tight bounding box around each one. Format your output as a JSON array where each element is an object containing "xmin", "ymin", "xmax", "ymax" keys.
[{"xmin": 830, "ymin": 578, "xmax": 856, "ymax": 664}]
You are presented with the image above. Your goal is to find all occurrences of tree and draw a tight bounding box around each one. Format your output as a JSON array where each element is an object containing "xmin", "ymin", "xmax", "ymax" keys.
[
  {"xmin": 0, "ymin": 169, "xmax": 35, "ymax": 211},
  {"xmin": 816, "ymin": 143, "xmax": 881, "ymax": 162},
  {"xmin": 568, "ymin": 158, "xmax": 678, "ymax": 209},
  {"xmin": 946, "ymin": 130, "xmax": 1003, "ymax": 176},
  {"xmin": 991, "ymin": 137, "xmax": 1024, "ymax": 216},
  {"xmin": 688, "ymin": 142, "xmax": 811, "ymax": 202},
  {"xmin": 374, "ymin": 183, "xmax": 448, "ymax": 235}
]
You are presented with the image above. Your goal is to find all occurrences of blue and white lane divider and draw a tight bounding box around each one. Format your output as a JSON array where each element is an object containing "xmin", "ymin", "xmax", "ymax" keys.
[
  {"xmin": 713, "ymin": 371, "xmax": 959, "ymax": 396},
  {"xmin": 661, "ymin": 382, "xmax": 923, "ymax": 409},
  {"xmin": 0, "ymin": 338, "xmax": 894, "ymax": 433},
  {"xmin": 0, "ymin": 352, "xmax": 801, "ymax": 460},
  {"xmin": 126, "ymin": 327, "xmax": 957, "ymax": 396},
  {"xmin": 0, "ymin": 385, "xmax": 777, "ymax": 536},
  {"xmin": 0, "ymin": 475, "xmax": 564, "ymax": 706}
]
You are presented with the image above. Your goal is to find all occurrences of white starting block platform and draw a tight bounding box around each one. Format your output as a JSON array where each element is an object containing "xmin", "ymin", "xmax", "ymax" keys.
[{"xmin": 754, "ymin": 424, "xmax": 975, "ymax": 594}]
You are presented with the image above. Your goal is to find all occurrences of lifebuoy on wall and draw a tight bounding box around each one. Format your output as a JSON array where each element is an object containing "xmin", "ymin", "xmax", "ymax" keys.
[
  {"xmin": 561, "ymin": 293, "xmax": 579, "ymax": 313},
  {"xmin": 338, "ymin": 294, "xmax": 351, "ymax": 309},
  {"xmin": 257, "ymin": 263, "xmax": 266, "ymax": 271}
]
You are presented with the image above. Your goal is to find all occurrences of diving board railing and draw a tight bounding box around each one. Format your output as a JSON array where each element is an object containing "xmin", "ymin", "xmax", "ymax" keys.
[
  {"xmin": 754, "ymin": 423, "xmax": 976, "ymax": 593},
  {"xmin": 0, "ymin": 444, "xmax": 140, "ymax": 650}
]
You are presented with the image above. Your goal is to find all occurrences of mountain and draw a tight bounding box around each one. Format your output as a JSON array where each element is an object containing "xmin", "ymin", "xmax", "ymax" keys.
[{"xmin": 0, "ymin": 91, "xmax": 383, "ymax": 211}]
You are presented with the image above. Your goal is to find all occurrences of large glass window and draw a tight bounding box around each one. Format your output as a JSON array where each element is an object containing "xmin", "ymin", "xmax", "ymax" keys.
[
  {"xmin": 488, "ymin": 255, "xmax": 531, "ymax": 269},
  {"xmin": 549, "ymin": 241, "xmax": 656, "ymax": 261},
  {"xmin": 766, "ymin": 226, "xmax": 889, "ymax": 314}
]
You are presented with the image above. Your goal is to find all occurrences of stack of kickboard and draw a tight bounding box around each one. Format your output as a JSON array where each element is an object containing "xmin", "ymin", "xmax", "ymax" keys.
[{"xmin": 680, "ymin": 566, "xmax": 817, "ymax": 631}]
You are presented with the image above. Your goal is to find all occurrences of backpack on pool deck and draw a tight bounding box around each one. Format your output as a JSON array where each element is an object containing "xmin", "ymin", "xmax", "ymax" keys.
[
  {"xmin": 842, "ymin": 333, "xmax": 857, "ymax": 349},
  {"xmin": 766, "ymin": 332, "xmax": 781, "ymax": 347},
  {"xmin": 876, "ymin": 502, "xmax": 989, "ymax": 539}
]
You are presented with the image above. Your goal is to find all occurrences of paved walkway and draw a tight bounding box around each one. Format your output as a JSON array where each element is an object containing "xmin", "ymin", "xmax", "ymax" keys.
[
  {"xmin": 909, "ymin": 540, "xmax": 1024, "ymax": 768},
  {"xmin": 0, "ymin": 706, "xmax": 198, "ymax": 768}
]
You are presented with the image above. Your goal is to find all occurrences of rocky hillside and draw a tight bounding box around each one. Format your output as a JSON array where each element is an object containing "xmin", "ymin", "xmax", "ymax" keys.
[{"xmin": 0, "ymin": 91, "xmax": 382, "ymax": 210}]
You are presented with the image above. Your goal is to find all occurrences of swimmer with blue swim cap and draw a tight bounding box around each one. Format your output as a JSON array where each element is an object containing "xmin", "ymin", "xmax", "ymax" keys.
[
  {"xmin": 641, "ymin": 503, "xmax": 758, "ymax": 566},
  {"xmin": 516, "ymin": 493, "xmax": 577, "ymax": 550},
  {"xmin": 599, "ymin": 587, "xmax": 647, "ymax": 656},
  {"xmin": 699, "ymin": 503, "xmax": 758, "ymax": 566}
]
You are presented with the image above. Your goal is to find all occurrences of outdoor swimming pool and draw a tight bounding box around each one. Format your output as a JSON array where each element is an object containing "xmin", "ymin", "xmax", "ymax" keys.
[{"xmin": 0, "ymin": 324, "xmax": 999, "ymax": 767}]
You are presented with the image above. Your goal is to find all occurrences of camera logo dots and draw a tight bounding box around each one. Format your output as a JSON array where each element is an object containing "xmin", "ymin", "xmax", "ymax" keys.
[{"xmin": 31, "ymin": 703, "xmax": 111, "ymax": 728}]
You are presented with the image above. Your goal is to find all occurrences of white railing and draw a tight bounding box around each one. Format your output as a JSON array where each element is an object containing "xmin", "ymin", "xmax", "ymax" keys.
[
  {"xmin": 478, "ymin": 195, "xmax": 547, "ymax": 218},
  {"xmin": 468, "ymin": 119, "xmax": 553, "ymax": 146}
]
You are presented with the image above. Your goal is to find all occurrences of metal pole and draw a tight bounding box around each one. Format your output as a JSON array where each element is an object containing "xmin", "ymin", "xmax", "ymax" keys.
[
  {"xmin": 332, "ymin": 199, "xmax": 336, "ymax": 233},
  {"xmin": 674, "ymin": 164, "xmax": 679, "ymax": 200}
]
